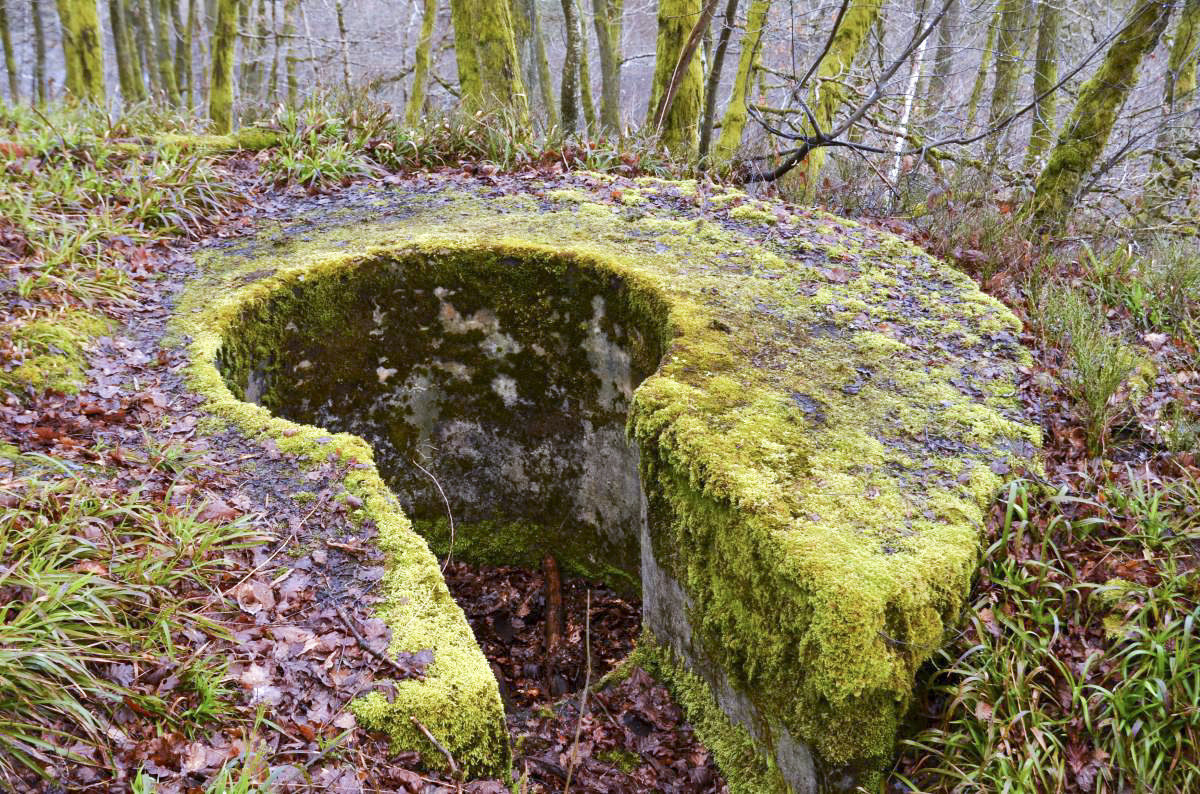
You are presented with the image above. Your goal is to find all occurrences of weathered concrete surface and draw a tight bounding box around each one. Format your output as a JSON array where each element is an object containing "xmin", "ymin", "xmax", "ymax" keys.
[{"xmin": 181, "ymin": 173, "xmax": 1039, "ymax": 791}]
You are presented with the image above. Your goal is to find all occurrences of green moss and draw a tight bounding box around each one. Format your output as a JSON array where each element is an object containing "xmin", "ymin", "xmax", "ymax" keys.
[
  {"xmin": 175, "ymin": 175, "xmax": 1037, "ymax": 787},
  {"xmin": 0, "ymin": 310, "xmax": 111, "ymax": 396}
]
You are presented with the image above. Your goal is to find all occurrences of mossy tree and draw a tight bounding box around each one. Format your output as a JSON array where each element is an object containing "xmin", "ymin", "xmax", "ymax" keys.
[
  {"xmin": 32, "ymin": 0, "xmax": 48, "ymax": 103},
  {"xmin": 55, "ymin": 0, "xmax": 107, "ymax": 103},
  {"xmin": 712, "ymin": 0, "xmax": 770, "ymax": 165},
  {"xmin": 925, "ymin": 0, "xmax": 957, "ymax": 113},
  {"xmin": 209, "ymin": 0, "xmax": 239, "ymax": 133},
  {"xmin": 1025, "ymin": 0, "xmax": 1060, "ymax": 164},
  {"xmin": 646, "ymin": 0, "xmax": 711, "ymax": 156},
  {"xmin": 793, "ymin": 0, "xmax": 882, "ymax": 200},
  {"xmin": 406, "ymin": 0, "xmax": 437, "ymax": 125},
  {"xmin": 984, "ymin": 0, "xmax": 1028, "ymax": 157},
  {"xmin": 152, "ymin": 0, "xmax": 179, "ymax": 103},
  {"xmin": 108, "ymin": 0, "xmax": 146, "ymax": 102},
  {"xmin": 449, "ymin": 0, "xmax": 529, "ymax": 122},
  {"xmin": 1029, "ymin": 0, "xmax": 1172, "ymax": 228},
  {"xmin": 592, "ymin": 0, "xmax": 623, "ymax": 131},
  {"xmin": 561, "ymin": 0, "xmax": 582, "ymax": 131},
  {"xmin": 0, "ymin": 0, "xmax": 17, "ymax": 100},
  {"xmin": 698, "ymin": 0, "xmax": 740, "ymax": 164},
  {"xmin": 1164, "ymin": 0, "xmax": 1200, "ymax": 110}
]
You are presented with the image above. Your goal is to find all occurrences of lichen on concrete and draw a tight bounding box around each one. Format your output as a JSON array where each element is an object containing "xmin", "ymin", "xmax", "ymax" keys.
[{"xmin": 175, "ymin": 171, "xmax": 1038, "ymax": 790}]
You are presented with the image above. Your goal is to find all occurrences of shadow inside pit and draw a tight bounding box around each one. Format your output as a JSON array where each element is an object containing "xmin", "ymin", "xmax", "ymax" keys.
[{"xmin": 217, "ymin": 246, "xmax": 666, "ymax": 604}]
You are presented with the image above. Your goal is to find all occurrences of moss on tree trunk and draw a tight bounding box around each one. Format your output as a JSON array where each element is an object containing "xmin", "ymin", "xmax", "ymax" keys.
[
  {"xmin": 1030, "ymin": 0, "xmax": 1171, "ymax": 228},
  {"xmin": 209, "ymin": 0, "xmax": 239, "ymax": 133},
  {"xmin": 1026, "ymin": 0, "xmax": 1060, "ymax": 165},
  {"xmin": 646, "ymin": 0, "xmax": 707, "ymax": 156},
  {"xmin": 450, "ymin": 0, "xmax": 529, "ymax": 123},
  {"xmin": 55, "ymin": 0, "xmax": 106, "ymax": 103},
  {"xmin": 406, "ymin": 0, "xmax": 437, "ymax": 125},
  {"xmin": 712, "ymin": 0, "xmax": 769, "ymax": 165},
  {"xmin": 794, "ymin": 0, "xmax": 882, "ymax": 201},
  {"xmin": 592, "ymin": 0, "xmax": 623, "ymax": 132}
]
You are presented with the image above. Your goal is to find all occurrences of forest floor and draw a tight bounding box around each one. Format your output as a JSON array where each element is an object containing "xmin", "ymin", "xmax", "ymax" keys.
[{"xmin": 1, "ymin": 105, "xmax": 1197, "ymax": 794}]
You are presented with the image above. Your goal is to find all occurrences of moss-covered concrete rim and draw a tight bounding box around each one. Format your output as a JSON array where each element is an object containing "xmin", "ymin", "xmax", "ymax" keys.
[{"xmin": 174, "ymin": 173, "xmax": 1039, "ymax": 788}]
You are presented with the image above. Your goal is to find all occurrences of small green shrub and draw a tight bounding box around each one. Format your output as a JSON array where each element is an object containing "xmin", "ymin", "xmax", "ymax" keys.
[{"xmin": 1040, "ymin": 283, "xmax": 1139, "ymax": 456}]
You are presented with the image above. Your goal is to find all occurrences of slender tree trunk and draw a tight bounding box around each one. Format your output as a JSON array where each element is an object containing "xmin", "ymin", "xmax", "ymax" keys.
[
  {"xmin": 577, "ymin": 0, "xmax": 597, "ymax": 131},
  {"xmin": 136, "ymin": 0, "xmax": 161, "ymax": 96},
  {"xmin": 171, "ymin": 0, "xmax": 188, "ymax": 102},
  {"xmin": 795, "ymin": 0, "xmax": 883, "ymax": 200},
  {"xmin": 283, "ymin": 0, "xmax": 297, "ymax": 103},
  {"xmin": 1029, "ymin": 0, "xmax": 1172, "ymax": 227},
  {"xmin": 889, "ymin": 14, "xmax": 929, "ymax": 183},
  {"xmin": 646, "ymin": 0, "xmax": 711, "ymax": 155},
  {"xmin": 32, "ymin": 0, "xmax": 48, "ymax": 102},
  {"xmin": 241, "ymin": 0, "xmax": 267, "ymax": 101},
  {"xmin": 985, "ymin": 0, "xmax": 1026, "ymax": 156},
  {"xmin": 182, "ymin": 0, "xmax": 194, "ymax": 105},
  {"xmin": 561, "ymin": 0, "xmax": 581, "ymax": 131},
  {"xmin": 449, "ymin": 0, "xmax": 528, "ymax": 121},
  {"xmin": 154, "ymin": 0, "xmax": 179, "ymax": 102},
  {"xmin": 0, "ymin": 0, "xmax": 17, "ymax": 100},
  {"xmin": 209, "ymin": 0, "xmax": 238, "ymax": 132},
  {"xmin": 591, "ymin": 0, "xmax": 622, "ymax": 132},
  {"xmin": 1025, "ymin": 0, "xmax": 1059, "ymax": 165},
  {"xmin": 114, "ymin": 0, "xmax": 147, "ymax": 101},
  {"xmin": 267, "ymin": 0, "xmax": 278, "ymax": 100},
  {"xmin": 335, "ymin": 0, "xmax": 350, "ymax": 91},
  {"xmin": 531, "ymin": 0, "xmax": 557, "ymax": 126},
  {"xmin": 966, "ymin": 6, "xmax": 998, "ymax": 128},
  {"xmin": 712, "ymin": 0, "xmax": 768, "ymax": 164},
  {"xmin": 1164, "ymin": 0, "xmax": 1199, "ymax": 112},
  {"xmin": 56, "ymin": 0, "xmax": 107, "ymax": 102},
  {"xmin": 406, "ymin": 0, "xmax": 435, "ymax": 124},
  {"xmin": 698, "ymin": 0, "xmax": 739, "ymax": 163},
  {"xmin": 926, "ymin": 0, "xmax": 956, "ymax": 111}
]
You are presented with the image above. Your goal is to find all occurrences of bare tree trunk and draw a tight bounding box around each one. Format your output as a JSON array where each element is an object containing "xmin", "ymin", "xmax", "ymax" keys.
[
  {"xmin": 647, "ymin": 0, "xmax": 717, "ymax": 156},
  {"xmin": 209, "ymin": 0, "xmax": 238, "ymax": 132},
  {"xmin": 926, "ymin": 0, "xmax": 956, "ymax": 111},
  {"xmin": 698, "ymin": 0, "xmax": 739, "ymax": 164},
  {"xmin": 335, "ymin": 0, "xmax": 350, "ymax": 91},
  {"xmin": 283, "ymin": 0, "xmax": 297, "ymax": 104},
  {"xmin": 561, "ymin": 0, "xmax": 581, "ymax": 131},
  {"xmin": 591, "ymin": 0, "xmax": 622, "ymax": 132},
  {"xmin": 889, "ymin": 14, "xmax": 929, "ymax": 183},
  {"xmin": 1025, "ymin": 0, "xmax": 1059, "ymax": 165},
  {"xmin": 154, "ymin": 0, "xmax": 180, "ymax": 102},
  {"xmin": 406, "ymin": 0, "xmax": 436, "ymax": 124},
  {"xmin": 171, "ymin": 0, "xmax": 189, "ymax": 104},
  {"xmin": 795, "ymin": 0, "xmax": 883, "ymax": 200},
  {"xmin": 0, "ymin": 0, "xmax": 18, "ymax": 100},
  {"xmin": 531, "ymin": 0, "xmax": 557, "ymax": 126},
  {"xmin": 55, "ymin": 0, "xmax": 107, "ymax": 102},
  {"xmin": 241, "ymin": 0, "xmax": 268, "ymax": 101},
  {"xmin": 712, "ymin": 0, "xmax": 769, "ymax": 164},
  {"xmin": 136, "ymin": 0, "xmax": 161, "ymax": 97},
  {"xmin": 577, "ymin": 0, "xmax": 597, "ymax": 131},
  {"xmin": 32, "ymin": 0, "xmax": 48, "ymax": 102},
  {"xmin": 182, "ymin": 0, "xmax": 195, "ymax": 105},
  {"xmin": 985, "ymin": 0, "xmax": 1027, "ymax": 157},
  {"xmin": 1030, "ymin": 0, "xmax": 1172, "ymax": 227},
  {"xmin": 267, "ymin": 0, "xmax": 279, "ymax": 100},
  {"xmin": 966, "ymin": 6, "xmax": 998, "ymax": 128}
]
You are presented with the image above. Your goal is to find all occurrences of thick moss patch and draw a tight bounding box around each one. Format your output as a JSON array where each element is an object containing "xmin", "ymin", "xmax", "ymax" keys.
[{"xmin": 176, "ymin": 174, "xmax": 1037, "ymax": 789}]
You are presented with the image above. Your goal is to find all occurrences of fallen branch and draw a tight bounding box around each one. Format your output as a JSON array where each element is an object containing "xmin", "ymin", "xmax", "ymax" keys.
[
  {"xmin": 410, "ymin": 715, "xmax": 460, "ymax": 779},
  {"xmin": 335, "ymin": 604, "xmax": 427, "ymax": 682}
]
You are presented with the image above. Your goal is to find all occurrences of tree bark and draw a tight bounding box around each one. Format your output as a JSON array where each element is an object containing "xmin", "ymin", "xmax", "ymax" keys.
[
  {"xmin": 1030, "ymin": 0, "xmax": 1172, "ymax": 228},
  {"xmin": 283, "ymin": 0, "xmax": 298, "ymax": 104},
  {"xmin": 136, "ymin": 0, "xmax": 160, "ymax": 96},
  {"xmin": 712, "ymin": 0, "xmax": 769, "ymax": 164},
  {"xmin": 209, "ymin": 0, "xmax": 238, "ymax": 132},
  {"xmin": 591, "ymin": 0, "xmax": 622, "ymax": 132},
  {"xmin": 154, "ymin": 0, "xmax": 180, "ymax": 102},
  {"xmin": 794, "ymin": 0, "xmax": 883, "ymax": 200},
  {"xmin": 965, "ymin": 6, "xmax": 998, "ymax": 128},
  {"xmin": 182, "ymin": 0, "xmax": 195, "ymax": 104},
  {"xmin": 1025, "ymin": 0, "xmax": 1060, "ymax": 165},
  {"xmin": 698, "ymin": 0, "xmax": 739, "ymax": 164},
  {"xmin": 450, "ymin": 0, "xmax": 528, "ymax": 121},
  {"xmin": 926, "ymin": 0, "xmax": 956, "ymax": 112},
  {"xmin": 0, "ymin": 0, "xmax": 17, "ymax": 100},
  {"xmin": 577, "ymin": 0, "xmax": 597, "ymax": 131},
  {"xmin": 985, "ymin": 0, "xmax": 1027, "ymax": 156},
  {"xmin": 32, "ymin": 0, "xmax": 48, "ymax": 102},
  {"xmin": 646, "ymin": 0, "xmax": 713, "ymax": 156},
  {"xmin": 406, "ymin": 0, "xmax": 436, "ymax": 125},
  {"xmin": 56, "ymin": 0, "xmax": 107, "ymax": 102},
  {"xmin": 171, "ymin": 0, "xmax": 190, "ymax": 105},
  {"xmin": 1164, "ymin": 0, "xmax": 1199, "ymax": 111},
  {"xmin": 335, "ymin": 0, "xmax": 351, "ymax": 91},
  {"xmin": 561, "ymin": 0, "xmax": 581, "ymax": 131}
]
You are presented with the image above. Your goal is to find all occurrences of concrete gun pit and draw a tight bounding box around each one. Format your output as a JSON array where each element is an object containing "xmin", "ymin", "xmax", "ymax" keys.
[{"xmin": 180, "ymin": 176, "xmax": 1039, "ymax": 792}]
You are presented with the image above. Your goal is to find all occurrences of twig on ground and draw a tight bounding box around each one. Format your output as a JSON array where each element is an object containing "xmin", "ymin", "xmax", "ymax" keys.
[
  {"xmin": 563, "ymin": 589, "xmax": 591, "ymax": 794},
  {"xmin": 409, "ymin": 715, "xmax": 460, "ymax": 780},
  {"xmin": 334, "ymin": 604, "xmax": 426, "ymax": 682}
]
